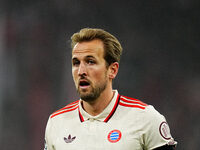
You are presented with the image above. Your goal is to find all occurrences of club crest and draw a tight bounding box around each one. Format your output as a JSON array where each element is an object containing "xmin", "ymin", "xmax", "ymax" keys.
[{"xmin": 107, "ymin": 129, "xmax": 122, "ymax": 143}]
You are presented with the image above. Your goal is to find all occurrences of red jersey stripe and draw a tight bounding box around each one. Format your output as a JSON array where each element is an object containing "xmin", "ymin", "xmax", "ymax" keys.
[
  {"xmin": 78, "ymin": 107, "xmax": 84, "ymax": 122},
  {"xmin": 50, "ymin": 105, "xmax": 79, "ymax": 118},
  {"xmin": 120, "ymin": 96, "xmax": 147, "ymax": 106},
  {"xmin": 52, "ymin": 100, "xmax": 79, "ymax": 114},
  {"xmin": 119, "ymin": 101, "xmax": 146, "ymax": 109},
  {"xmin": 121, "ymin": 95, "xmax": 140, "ymax": 101},
  {"xmin": 104, "ymin": 94, "xmax": 120, "ymax": 122}
]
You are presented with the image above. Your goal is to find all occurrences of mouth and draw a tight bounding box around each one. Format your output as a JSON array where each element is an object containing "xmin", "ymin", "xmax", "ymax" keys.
[{"xmin": 79, "ymin": 80, "xmax": 90, "ymax": 89}]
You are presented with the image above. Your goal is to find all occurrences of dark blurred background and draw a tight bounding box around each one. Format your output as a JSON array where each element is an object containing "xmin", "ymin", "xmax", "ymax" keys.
[{"xmin": 0, "ymin": 0, "xmax": 199, "ymax": 149}]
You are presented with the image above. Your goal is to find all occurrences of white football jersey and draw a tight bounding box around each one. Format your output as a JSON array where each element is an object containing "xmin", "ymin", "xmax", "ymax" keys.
[{"xmin": 44, "ymin": 90, "xmax": 177, "ymax": 150}]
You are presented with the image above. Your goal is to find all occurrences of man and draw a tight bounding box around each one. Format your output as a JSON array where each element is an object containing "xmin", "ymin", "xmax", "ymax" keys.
[{"xmin": 44, "ymin": 28, "xmax": 177, "ymax": 150}]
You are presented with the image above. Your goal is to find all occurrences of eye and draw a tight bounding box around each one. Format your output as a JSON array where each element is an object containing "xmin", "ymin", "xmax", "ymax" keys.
[
  {"xmin": 87, "ymin": 59, "xmax": 95, "ymax": 64},
  {"xmin": 72, "ymin": 59, "xmax": 80, "ymax": 66}
]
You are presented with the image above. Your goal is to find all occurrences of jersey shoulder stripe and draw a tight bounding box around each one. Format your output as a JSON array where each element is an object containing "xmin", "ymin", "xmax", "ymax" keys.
[
  {"xmin": 119, "ymin": 96, "xmax": 147, "ymax": 109},
  {"xmin": 50, "ymin": 100, "xmax": 79, "ymax": 118}
]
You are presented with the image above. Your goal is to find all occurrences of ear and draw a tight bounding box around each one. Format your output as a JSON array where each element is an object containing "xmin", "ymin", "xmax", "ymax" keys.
[{"xmin": 108, "ymin": 62, "xmax": 119, "ymax": 79}]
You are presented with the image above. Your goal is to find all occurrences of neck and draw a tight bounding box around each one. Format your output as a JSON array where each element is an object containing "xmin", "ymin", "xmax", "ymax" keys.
[{"xmin": 82, "ymin": 85, "xmax": 114, "ymax": 116}]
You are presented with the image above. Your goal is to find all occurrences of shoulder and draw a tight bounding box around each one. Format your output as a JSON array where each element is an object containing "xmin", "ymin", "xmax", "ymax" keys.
[
  {"xmin": 50, "ymin": 100, "xmax": 79, "ymax": 119},
  {"xmin": 118, "ymin": 95, "xmax": 165, "ymax": 121},
  {"xmin": 119, "ymin": 95, "xmax": 148, "ymax": 110},
  {"xmin": 118, "ymin": 95, "xmax": 177, "ymax": 149},
  {"xmin": 45, "ymin": 100, "xmax": 80, "ymax": 138}
]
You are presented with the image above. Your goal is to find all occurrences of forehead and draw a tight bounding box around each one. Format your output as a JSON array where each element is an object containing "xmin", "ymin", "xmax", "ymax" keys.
[{"xmin": 72, "ymin": 39, "xmax": 104, "ymax": 58}]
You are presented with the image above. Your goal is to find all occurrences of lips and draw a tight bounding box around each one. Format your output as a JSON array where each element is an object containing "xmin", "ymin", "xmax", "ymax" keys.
[{"xmin": 79, "ymin": 79, "xmax": 90, "ymax": 88}]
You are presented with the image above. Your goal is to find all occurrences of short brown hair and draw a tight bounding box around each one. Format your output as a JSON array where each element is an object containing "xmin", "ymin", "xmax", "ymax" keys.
[{"xmin": 71, "ymin": 28, "xmax": 123, "ymax": 66}]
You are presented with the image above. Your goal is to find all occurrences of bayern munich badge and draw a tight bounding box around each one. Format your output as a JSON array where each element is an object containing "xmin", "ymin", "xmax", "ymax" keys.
[{"xmin": 107, "ymin": 129, "xmax": 122, "ymax": 143}]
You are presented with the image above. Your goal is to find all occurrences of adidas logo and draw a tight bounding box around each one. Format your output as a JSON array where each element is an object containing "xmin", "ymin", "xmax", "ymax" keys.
[{"xmin": 64, "ymin": 134, "xmax": 76, "ymax": 143}]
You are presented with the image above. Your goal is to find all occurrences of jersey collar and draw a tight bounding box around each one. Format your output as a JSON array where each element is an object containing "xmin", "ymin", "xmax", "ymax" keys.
[{"xmin": 78, "ymin": 90, "xmax": 120, "ymax": 123}]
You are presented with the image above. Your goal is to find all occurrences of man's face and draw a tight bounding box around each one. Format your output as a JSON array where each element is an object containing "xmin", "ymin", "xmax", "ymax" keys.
[{"xmin": 72, "ymin": 39, "xmax": 109, "ymax": 102}]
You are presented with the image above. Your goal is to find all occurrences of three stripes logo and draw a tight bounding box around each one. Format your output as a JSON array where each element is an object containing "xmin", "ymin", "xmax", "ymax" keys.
[
  {"xmin": 107, "ymin": 130, "xmax": 122, "ymax": 143},
  {"xmin": 64, "ymin": 134, "xmax": 76, "ymax": 143}
]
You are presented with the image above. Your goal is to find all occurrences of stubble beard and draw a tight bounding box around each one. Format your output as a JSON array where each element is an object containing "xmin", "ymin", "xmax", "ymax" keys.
[{"xmin": 77, "ymin": 79, "xmax": 107, "ymax": 103}]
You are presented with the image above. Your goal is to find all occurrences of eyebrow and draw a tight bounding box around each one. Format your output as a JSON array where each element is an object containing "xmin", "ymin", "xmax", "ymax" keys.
[
  {"xmin": 72, "ymin": 55, "xmax": 96, "ymax": 60},
  {"xmin": 85, "ymin": 55, "xmax": 96, "ymax": 59}
]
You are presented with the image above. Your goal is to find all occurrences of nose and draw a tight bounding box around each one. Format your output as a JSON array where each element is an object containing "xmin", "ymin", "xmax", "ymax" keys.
[{"xmin": 78, "ymin": 62, "xmax": 87, "ymax": 76}]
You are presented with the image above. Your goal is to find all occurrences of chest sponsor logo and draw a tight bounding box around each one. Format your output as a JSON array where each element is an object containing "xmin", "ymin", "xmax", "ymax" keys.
[
  {"xmin": 159, "ymin": 122, "xmax": 171, "ymax": 140},
  {"xmin": 64, "ymin": 134, "xmax": 76, "ymax": 143},
  {"xmin": 107, "ymin": 129, "xmax": 122, "ymax": 143}
]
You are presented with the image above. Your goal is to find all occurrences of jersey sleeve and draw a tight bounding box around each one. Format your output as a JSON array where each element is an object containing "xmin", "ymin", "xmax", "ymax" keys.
[
  {"xmin": 44, "ymin": 117, "xmax": 54, "ymax": 150},
  {"xmin": 142, "ymin": 105, "xmax": 177, "ymax": 150}
]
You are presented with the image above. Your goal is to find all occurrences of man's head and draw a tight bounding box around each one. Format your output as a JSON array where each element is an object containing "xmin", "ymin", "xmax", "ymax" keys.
[
  {"xmin": 71, "ymin": 28, "xmax": 122, "ymax": 102},
  {"xmin": 71, "ymin": 28, "xmax": 122, "ymax": 67}
]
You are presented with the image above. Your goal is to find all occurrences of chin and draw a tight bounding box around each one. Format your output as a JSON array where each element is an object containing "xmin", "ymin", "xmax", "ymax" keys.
[{"xmin": 79, "ymin": 92, "xmax": 100, "ymax": 102}]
